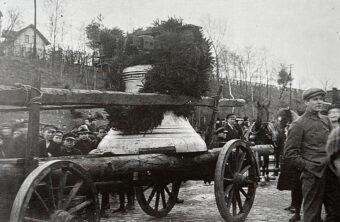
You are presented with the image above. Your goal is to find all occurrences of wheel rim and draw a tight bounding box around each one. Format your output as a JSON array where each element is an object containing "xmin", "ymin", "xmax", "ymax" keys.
[
  {"xmin": 135, "ymin": 173, "xmax": 180, "ymax": 218},
  {"xmin": 215, "ymin": 140, "xmax": 257, "ymax": 222},
  {"xmin": 10, "ymin": 160, "xmax": 99, "ymax": 222}
]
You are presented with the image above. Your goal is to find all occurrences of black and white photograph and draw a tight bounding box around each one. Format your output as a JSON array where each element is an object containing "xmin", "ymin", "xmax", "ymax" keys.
[{"xmin": 0, "ymin": 0, "xmax": 339, "ymax": 221}]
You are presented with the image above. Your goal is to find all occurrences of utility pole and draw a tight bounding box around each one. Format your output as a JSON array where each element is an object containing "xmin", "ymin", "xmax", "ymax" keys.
[
  {"xmin": 33, "ymin": 0, "xmax": 37, "ymax": 58},
  {"xmin": 289, "ymin": 64, "xmax": 292, "ymax": 107},
  {"xmin": 25, "ymin": 0, "xmax": 41, "ymax": 175}
]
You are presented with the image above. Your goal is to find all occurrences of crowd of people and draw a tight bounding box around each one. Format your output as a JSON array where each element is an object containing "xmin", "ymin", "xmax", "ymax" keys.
[{"xmin": 0, "ymin": 116, "xmax": 108, "ymax": 159}]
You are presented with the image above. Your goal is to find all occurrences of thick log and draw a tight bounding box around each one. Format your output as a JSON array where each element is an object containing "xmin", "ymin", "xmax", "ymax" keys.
[
  {"xmin": 0, "ymin": 85, "xmax": 245, "ymax": 107},
  {"xmin": 39, "ymin": 148, "xmax": 222, "ymax": 181}
]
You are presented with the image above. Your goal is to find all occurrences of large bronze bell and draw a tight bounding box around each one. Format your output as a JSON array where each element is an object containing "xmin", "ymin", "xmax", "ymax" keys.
[{"xmin": 91, "ymin": 65, "xmax": 207, "ymax": 155}]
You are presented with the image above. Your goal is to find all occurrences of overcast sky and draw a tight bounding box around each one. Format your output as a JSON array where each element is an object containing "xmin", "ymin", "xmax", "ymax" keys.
[{"xmin": 1, "ymin": 0, "xmax": 340, "ymax": 90}]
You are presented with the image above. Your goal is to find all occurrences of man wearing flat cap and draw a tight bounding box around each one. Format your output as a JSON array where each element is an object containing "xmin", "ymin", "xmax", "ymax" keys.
[{"xmin": 284, "ymin": 88, "xmax": 340, "ymax": 221}]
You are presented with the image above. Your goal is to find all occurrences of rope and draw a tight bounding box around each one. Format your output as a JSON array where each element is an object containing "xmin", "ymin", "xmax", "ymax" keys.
[{"xmin": 14, "ymin": 83, "xmax": 43, "ymax": 106}]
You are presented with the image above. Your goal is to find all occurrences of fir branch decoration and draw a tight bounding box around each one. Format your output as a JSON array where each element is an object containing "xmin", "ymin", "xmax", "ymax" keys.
[{"xmin": 105, "ymin": 18, "xmax": 213, "ymax": 134}]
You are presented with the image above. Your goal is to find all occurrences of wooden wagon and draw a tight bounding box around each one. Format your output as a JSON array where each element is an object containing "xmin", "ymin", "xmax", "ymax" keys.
[{"xmin": 0, "ymin": 84, "xmax": 274, "ymax": 222}]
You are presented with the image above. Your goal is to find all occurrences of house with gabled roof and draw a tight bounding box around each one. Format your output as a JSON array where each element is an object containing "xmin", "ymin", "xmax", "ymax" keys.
[{"xmin": 2, "ymin": 24, "xmax": 50, "ymax": 58}]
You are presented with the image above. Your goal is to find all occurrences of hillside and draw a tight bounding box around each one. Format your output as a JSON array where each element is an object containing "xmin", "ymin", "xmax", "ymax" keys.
[
  {"xmin": 0, "ymin": 56, "xmax": 108, "ymax": 130},
  {"xmin": 0, "ymin": 56, "xmax": 106, "ymax": 89},
  {"xmin": 0, "ymin": 56, "xmax": 306, "ymax": 132}
]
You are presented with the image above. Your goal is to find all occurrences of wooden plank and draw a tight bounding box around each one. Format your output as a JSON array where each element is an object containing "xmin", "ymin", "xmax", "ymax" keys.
[
  {"xmin": 25, "ymin": 64, "xmax": 41, "ymax": 175},
  {"xmin": 205, "ymin": 86, "xmax": 222, "ymax": 149},
  {"xmin": 0, "ymin": 105, "xmax": 100, "ymax": 112},
  {"xmin": 0, "ymin": 85, "xmax": 245, "ymax": 107}
]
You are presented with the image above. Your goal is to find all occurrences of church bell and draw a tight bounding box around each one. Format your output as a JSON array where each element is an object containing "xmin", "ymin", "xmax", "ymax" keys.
[{"xmin": 91, "ymin": 65, "xmax": 207, "ymax": 155}]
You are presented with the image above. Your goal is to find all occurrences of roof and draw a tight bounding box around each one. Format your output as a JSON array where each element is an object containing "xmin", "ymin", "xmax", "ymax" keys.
[{"xmin": 2, "ymin": 24, "xmax": 50, "ymax": 45}]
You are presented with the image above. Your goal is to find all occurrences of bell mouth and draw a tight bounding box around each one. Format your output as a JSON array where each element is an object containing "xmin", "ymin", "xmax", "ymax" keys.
[{"xmin": 91, "ymin": 111, "xmax": 207, "ymax": 155}]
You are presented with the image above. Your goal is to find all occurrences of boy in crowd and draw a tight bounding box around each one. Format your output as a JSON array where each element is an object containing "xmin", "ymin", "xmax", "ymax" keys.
[
  {"xmin": 39, "ymin": 125, "xmax": 58, "ymax": 157},
  {"xmin": 60, "ymin": 133, "xmax": 82, "ymax": 156}
]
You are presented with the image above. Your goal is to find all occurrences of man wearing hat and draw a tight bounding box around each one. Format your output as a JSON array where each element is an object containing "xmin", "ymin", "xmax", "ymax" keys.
[
  {"xmin": 215, "ymin": 113, "xmax": 243, "ymax": 147},
  {"xmin": 60, "ymin": 133, "xmax": 82, "ymax": 156},
  {"xmin": 74, "ymin": 127, "xmax": 96, "ymax": 154},
  {"xmin": 284, "ymin": 88, "xmax": 340, "ymax": 221}
]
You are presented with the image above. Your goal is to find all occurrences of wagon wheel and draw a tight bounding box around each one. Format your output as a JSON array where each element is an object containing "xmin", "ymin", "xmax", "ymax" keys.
[
  {"xmin": 10, "ymin": 160, "xmax": 99, "ymax": 222},
  {"xmin": 135, "ymin": 172, "xmax": 181, "ymax": 217},
  {"xmin": 215, "ymin": 139, "xmax": 258, "ymax": 222}
]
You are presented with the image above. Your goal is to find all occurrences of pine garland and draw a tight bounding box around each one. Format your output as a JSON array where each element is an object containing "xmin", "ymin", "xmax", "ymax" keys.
[{"xmin": 105, "ymin": 18, "xmax": 213, "ymax": 134}]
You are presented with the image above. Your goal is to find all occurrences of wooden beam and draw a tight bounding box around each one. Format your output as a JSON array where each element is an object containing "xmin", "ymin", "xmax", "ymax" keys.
[
  {"xmin": 0, "ymin": 105, "xmax": 100, "ymax": 112},
  {"xmin": 0, "ymin": 85, "xmax": 245, "ymax": 107}
]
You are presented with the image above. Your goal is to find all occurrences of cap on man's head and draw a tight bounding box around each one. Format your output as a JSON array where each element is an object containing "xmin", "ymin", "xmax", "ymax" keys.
[
  {"xmin": 42, "ymin": 124, "xmax": 58, "ymax": 131},
  {"xmin": 55, "ymin": 130, "xmax": 64, "ymax": 135},
  {"xmin": 302, "ymin": 88, "xmax": 326, "ymax": 101},
  {"xmin": 63, "ymin": 132, "xmax": 76, "ymax": 141},
  {"xmin": 226, "ymin": 113, "xmax": 236, "ymax": 120}
]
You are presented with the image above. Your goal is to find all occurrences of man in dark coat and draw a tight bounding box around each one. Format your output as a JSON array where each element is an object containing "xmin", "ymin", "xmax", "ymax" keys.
[
  {"xmin": 224, "ymin": 113, "xmax": 243, "ymax": 141},
  {"xmin": 215, "ymin": 113, "xmax": 243, "ymax": 147},
  {"xmin": 284, "ymin": 88, "xmax": 340, "ymax": 222}
]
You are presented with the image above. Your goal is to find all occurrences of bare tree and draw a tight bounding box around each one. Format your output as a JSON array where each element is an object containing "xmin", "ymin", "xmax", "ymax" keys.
[
  {"xmin": 219, "ymin": 48, "xmax": 235, "ymax": 99},
  {"xmin": 44, "ymin": 0, "xmax": 65, "ymax": 52},
  {"xmin": 200, "ymin": 15, "xmax": 228, "ymax": 84},
  {"xmin": 2, "ymin": 8, "xmax": 23, "ymax": 39}
]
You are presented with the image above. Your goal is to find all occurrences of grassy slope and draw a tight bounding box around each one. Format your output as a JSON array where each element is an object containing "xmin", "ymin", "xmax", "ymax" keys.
[{"xmin": 0, "ymin": 56, "xmax": 107, "ymax": 131}]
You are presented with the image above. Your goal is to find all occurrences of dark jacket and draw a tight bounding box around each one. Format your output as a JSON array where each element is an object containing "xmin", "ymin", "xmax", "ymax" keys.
[
  {"xmin": 224, "ymin": 124, "xmax": 242, "ymax": 141},
  {"xmin": 284, "ymin": 110, "xmax": 332, "ymax": 178},
  {"xmin": 74, "ymin": 138, "xmax": 95, "ymax": 155},
  {"xmin": 39, "ymin": 140, "xmax": 62, "ymax": 157},
  {"xmin": 60, "ymin": 146, "xmax": 82, "ymax": 156}
]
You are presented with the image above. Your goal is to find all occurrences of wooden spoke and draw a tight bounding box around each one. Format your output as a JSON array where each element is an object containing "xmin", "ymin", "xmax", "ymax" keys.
[
  {"xmin": 237, "ymin": 152, "xmax": 247, "ymax": 172},
  {"xmin": 240, "ymin": 187, "xmax": 249, "ymax": 199},
  {"xmin": 233, "ymin": 148, "xmax": 240, "ymax": 172},
  {"xmin": 235, "ymin": 191, "xmax": 243, "ymax": 212},
  {"xmin": 147, "ymin": 187, "xmax": 157, "ymax": 204},
  {"xmin": 240, "ymin": 165, "xmax": 251, "ymax": 175},
  {"xmin": 226, "ymin": 186, "xmax": 234, "ymax": 207},
  {"xmin": 68, "ymin": 200, "xmax": 93, "ymax": 214},
  {"xmin": 33, "ymin": 191, "xmax": 50, "ymax": 213},
  {"xmin": 143, "ymin": 184, "xmax": 152, "ymax": 192},
  {"xmin": 154, "ymin": 191, "xmax": 160, "ymax": 211},
  {"xmin": 46, "ymin": 174, "xmax": 56, "ymax": 210},
  {"xmin": 224, "ymin": 184, "xmax": 233, "ymax": 194},
  {"xmin": 24, "ymin": 217, "xmax": 48, "ymax": 222},
  {"xmin": 164, "ymin": 185, "xmax": 172, "ymax": 197},
  {"xmin": 57, "ymin": 169, "xmax": 68, "ymax": 209},
  {"xmin": 223, "ymin": 178, "xmax": 234, "ymax": 183},
  {"xmin": 244, "ymin": 178, "xmax": 256, "ymax": 186},
  {"xmin": 161, "ymin": 189, "xmax": 167, "ymax": 209},
  {"xmin": 232, "ymin": 194, "xmax": 237, "ymax": 216},
  {"xmin": 63, "ymin": 180, "xmax": 84, "ymax": 210}
]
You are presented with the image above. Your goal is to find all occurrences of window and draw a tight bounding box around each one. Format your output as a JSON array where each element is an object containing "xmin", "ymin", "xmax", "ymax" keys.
[{"xmin": 25, "ymin": 35, "xmax": 29, "ymax": 43}]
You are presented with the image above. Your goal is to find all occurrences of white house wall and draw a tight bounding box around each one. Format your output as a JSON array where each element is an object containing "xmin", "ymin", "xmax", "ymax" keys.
[{"xmin": 12, "ymin": 27, "xmax": 47, "ymax": 58}]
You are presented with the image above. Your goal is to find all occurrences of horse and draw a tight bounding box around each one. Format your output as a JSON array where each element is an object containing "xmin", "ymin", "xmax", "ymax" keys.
[{"xmin": 245, "ymin": 101, "xmax": 279, "ymax": 182}]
